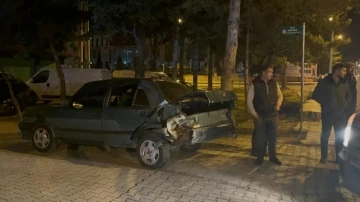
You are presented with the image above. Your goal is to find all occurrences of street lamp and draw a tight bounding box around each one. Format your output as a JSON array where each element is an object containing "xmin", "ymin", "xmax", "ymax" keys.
[
  {"xmin": 337, "ymin": 34, "xmax": 343, "ymax": 40},
  {"xmin": 178, "ymin": 18, "xmax": 183, "ymax": 24}
]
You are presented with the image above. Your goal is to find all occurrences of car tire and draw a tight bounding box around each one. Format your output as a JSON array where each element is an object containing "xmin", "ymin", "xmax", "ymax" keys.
[
  {"xmin": 136, "ymin": 137, "xmax": 170, "ymax": 169},
  {"xmin": 29, "ymin": 91, "xmax": 38, "ymax": 106},
  {"xmin": 31, "ymin": 124, "xmax": 57, "ymax": 153},
  {"xmin": 180, "ymin": 143, "xmax": 201, "ymax": 152}
]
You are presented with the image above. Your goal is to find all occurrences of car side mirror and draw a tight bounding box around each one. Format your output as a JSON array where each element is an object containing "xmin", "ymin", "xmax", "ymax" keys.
[{"xmin": 72, "ymin": 102, "xmax": 83, "ymax": 109}]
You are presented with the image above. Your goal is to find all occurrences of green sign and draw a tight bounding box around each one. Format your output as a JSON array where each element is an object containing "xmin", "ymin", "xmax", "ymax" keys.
[{"xmin": 282, "ymin": 26, "xmax": 303, "ymax": 35}]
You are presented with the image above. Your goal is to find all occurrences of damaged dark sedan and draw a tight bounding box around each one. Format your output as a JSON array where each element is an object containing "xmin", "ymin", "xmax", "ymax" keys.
[{"xmin": 18, "ymin": 78, "xmax": 236, "ymax": 169}]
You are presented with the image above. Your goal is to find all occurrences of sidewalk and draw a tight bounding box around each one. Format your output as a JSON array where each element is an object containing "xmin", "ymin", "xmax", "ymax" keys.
[{"xmin": 0, "ymin": 121, "xmax": 21, "ymax": 145}]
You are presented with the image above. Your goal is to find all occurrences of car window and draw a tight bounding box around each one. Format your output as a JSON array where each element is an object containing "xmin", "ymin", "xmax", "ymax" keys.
[
  {"xmin": 32, "ymin": 70, "xmax": 50, "ymax": 83},
  {"xmin": 72, "ymin": 84, "xmax": 108, "ymax": 108},
  {"xmin": 133, "ymin": 89, "xmax": 150, "ymax": 106},
  {"xmin": 156, "ymin": 81, "xmax": 192, "ymax": 103},
  {"xmin": 109, "ymin": 83, "xmax": 149, "ymax": 107}
]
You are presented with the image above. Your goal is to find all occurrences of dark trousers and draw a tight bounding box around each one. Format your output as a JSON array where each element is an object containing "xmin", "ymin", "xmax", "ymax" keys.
[
  {"xmin": 251, "ymin": 129, "xmax": 268, "ymax": 154},
  {"xmin": 254, "ymin": 115, "xmax": 278, "ymax": 159},
  {"xmin": 321, "ymin": 112, "xmax": 347, "ymax": 161}
]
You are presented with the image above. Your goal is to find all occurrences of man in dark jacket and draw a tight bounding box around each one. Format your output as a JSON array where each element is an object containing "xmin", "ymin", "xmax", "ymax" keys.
[
  {"xmin": 345, "ymin": 62, "xmax": 357, "ymax": 116},
  {"xmin": 247, "ymin": 65, "xmax": 283, "ymax": 166},
  {"xmin": 312, "ymin": 63, "xmax": 352, "ymax": 164}
]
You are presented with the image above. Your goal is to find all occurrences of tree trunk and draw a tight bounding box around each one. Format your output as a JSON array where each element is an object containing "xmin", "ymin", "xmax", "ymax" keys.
[
  {"xmin": 221, "ymin": 0, "xmax": 241, "ymax": 91},
  {"xmin": 282, "ymin": 57, "xmax": 287, "ymax": 90},
  {"xmin": 207, "ymin": 45, "xmax": 213, "ymax": 91},
  {"xmin": 171, "ymin": 26, "xmax": 180, "ymax": 81},
  {"xmin": 193, "ymin": 38, "xmax": 199, "ymax": 92},
  {"xmin": 179, "ymin": 37, "xmax": 185, "ymax": 83},
  {"xmin": 244, "ymin": 21, "xmax": 250, "ymax": 110},
  {"xmin": 133, "ymin": 25, "xmax": 145, "ymax": 77},
  {"xmin": 1, "ymin": 68, "xmax": 22, "ymax": 121},
  {"xmin": 149, "ymin": 34, "xmax": 158, "ymax": 71},
  {"xmin": 50, "ymin": 44, "xmax": 66, "ymax": 102}
]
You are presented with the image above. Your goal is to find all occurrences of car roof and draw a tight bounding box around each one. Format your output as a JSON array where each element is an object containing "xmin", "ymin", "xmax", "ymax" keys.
[{"xmin": 84, "ymin": 77, "xmax": 154, "ymax": 86}]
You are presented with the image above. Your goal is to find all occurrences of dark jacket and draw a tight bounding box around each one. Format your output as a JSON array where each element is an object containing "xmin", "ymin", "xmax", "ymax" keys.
[
  {"xmin": 312, "ymin": 74, "xmax": 352, "ymax": 116},
  {"xmin": 252, "ymin": 77, "xmax": 278, "ymax": 117},
  {"xmin": 345, "ymin": 74, "xmax": 357, "ymax": 114}
]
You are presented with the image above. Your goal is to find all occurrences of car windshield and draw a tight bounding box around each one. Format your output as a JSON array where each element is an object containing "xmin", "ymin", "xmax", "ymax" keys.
[
  {"xmin": 156, "ymin": 81, "xmax": 192, "ymax": 103},
  {"xmin": 0, "ymin": 73, "xmax": 14, "ymax": 79}
]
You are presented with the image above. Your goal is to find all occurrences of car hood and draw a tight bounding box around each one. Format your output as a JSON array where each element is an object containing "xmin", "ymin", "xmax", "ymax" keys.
[{"xmin": 176, "ymin": 90, "xmax": 236, "ymax": 115}]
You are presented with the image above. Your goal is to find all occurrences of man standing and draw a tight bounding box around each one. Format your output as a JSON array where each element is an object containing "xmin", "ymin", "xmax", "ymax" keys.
[
  {"xmin": 312, "ymin": 63, "xmax": 351, "ymax": 164},
  {"xmin": 247, "ymin": 65, "xmax": 283, "ymax": 166},
  {"xmin": 345, "ymin": 62, "xmax": 357, "ymax": 116}
]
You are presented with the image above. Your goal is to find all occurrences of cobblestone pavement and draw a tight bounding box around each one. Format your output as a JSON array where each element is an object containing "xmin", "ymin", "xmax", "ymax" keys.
[{"xmin": 0, "ymin": 121, "xmax": 359, "ymax": 202}]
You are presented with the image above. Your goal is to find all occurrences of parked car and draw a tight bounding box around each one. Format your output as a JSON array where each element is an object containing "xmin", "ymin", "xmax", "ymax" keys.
[
  {"xmin": 0, "ymin": 79, "xmax": 32, "ymax": 116},
  {"xmin": 18, "ymin": 78, "xmax": 236, "ymax": 169},
  {"xmin": 0, "ymin": 72, "xmax": 15, "ymax": 80},
  {"xmin": 340, "ymin": 112, "xmax": 360, "ymax": 195},
  {"xmin": 27, "ymin": 67, "xmax": 112, "ymax": 104}
]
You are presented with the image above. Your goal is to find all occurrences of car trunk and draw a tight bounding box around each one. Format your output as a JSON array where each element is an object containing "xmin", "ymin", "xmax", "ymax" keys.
[{"xmin": 166, "ymin": 90, "xmax": 236, "ymax": 142}]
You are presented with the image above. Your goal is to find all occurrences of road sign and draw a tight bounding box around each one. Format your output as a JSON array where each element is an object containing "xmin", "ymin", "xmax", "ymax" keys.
[{"xmin": 282, "ymin": 26, "xmax": 303, "ymax": 35}]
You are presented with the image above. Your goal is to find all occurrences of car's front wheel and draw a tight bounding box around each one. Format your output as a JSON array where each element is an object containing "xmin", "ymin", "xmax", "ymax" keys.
[
  {"xmin": 32, "ymin": 124, "xmax": 57, "ymax": 153},
  {"xmin": 180, "ymin": 143, "xmax": 201, "ymax": 152},
  {"xmin": 136, "ymin": 137, "xmax": 170, "ymax": 169}
]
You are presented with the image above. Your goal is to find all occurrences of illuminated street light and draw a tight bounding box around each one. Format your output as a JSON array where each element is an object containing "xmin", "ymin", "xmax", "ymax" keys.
[
  {"xmin": 337, "ymin": 34, "xmax": 343, "ymax": 40},
  {"xmin": 178, "ymin": 18, "xmax": 183, "ymax": 24},
  {"xmin": 329, "ymin": 16, "xmax": 333, "ymax": 22}
]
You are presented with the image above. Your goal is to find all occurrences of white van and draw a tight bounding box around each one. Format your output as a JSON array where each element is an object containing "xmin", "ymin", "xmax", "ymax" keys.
[{"xmin": 27, "ymin": 67, "xmax": 112, "ymax": 103}]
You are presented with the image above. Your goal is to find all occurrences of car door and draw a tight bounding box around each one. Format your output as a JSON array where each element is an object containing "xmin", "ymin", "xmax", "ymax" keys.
[
  {"xmin": 102, "ymin": 80, "xmax": 152, "ymax": 147},
  {"xmin": 54, "ymin": 82, "xmax": 109, "ymax": 144}
]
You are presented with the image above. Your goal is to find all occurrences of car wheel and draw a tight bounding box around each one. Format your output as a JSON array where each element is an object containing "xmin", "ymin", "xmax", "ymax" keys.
[
  {"xmin": 31, "ymin": 124, "xmax": 57, "ymax": 153},
  {"xmin": 29, "ymin": 91, "xmax": 38, "ymax": 105},
  {"xmin": 136, "ymin": 137, "xmax": 170, "ymax": 169},
  {"xmin": 180, "ymin": 143, "xmax": 201, "ymax": 152}
]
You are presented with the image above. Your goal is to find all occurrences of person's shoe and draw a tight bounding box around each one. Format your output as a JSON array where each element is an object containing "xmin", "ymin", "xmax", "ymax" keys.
[
  {"xmin": 319, "ymin": 158, "xmax": 327, "ymax": 164},
  {"xmin": 265, "ymin": 152, "xmax": 269, "ymax": 157},
  {"xmin": 270, "ymin": 157, "xmax": 282, "ymax": 165},
  {"xmin": 255, "ymin": 158, "xmax": 264, "ymax": 166}
]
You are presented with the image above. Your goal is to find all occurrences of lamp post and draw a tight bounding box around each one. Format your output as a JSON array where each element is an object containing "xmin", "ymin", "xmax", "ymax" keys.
[
  {"xmin": 171, "ymin": 18, "xmax": 183, "ymax": 81},
  {"xmin": 328, "ymin": 16, "xmax": 334, "ymax": 73}
]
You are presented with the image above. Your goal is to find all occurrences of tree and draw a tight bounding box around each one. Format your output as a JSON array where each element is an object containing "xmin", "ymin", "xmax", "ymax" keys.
[
  {"xmin": 116, "ymin": 56, "xmax": 124, "ymax": 70},
  {"xmin": 0, "ymin": 0, "xmax": 84, "ymax": 102},
  {"xmin": 95, "ymin": 51, "xmax": 103, "ymax": 69},
  {"xmin": 88, "ymin": 0, "xmax": 178, "ymax": 77},
  {"xmin": 222, "ymin": 0, "xmax": 241, "ymax": 90}
]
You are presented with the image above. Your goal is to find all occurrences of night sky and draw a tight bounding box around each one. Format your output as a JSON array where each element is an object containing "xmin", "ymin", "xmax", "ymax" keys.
[{"xmin": 342, "ymin": 11, "xmax": 360, "ymax": 62}]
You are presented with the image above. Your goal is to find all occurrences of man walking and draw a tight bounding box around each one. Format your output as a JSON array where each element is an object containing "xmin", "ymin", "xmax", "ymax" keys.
[
  {"xmin": 247, "ymin": 65, "xmax": 283, "ymax": 166},
  {"xmin": 312, "ymin": 63, "xmax": 352, "ymax": 164}
]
